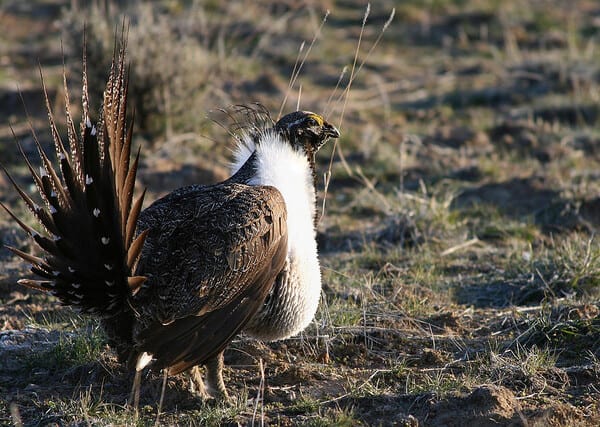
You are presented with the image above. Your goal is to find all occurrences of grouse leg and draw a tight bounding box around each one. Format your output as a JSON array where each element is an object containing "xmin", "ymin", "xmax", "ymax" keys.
[
  {"xmin": 188, "ymin": 365, "xmax": 210, "ymax": 400},
  {"xmin": 205, "ymin": 350, "xmax": 229, "ymax": 401}
]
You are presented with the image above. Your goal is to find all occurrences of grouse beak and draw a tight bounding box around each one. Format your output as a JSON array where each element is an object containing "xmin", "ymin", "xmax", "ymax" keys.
[{"xmin": 322, "ymin": 122, "xmax": 340, "ymax": 140}]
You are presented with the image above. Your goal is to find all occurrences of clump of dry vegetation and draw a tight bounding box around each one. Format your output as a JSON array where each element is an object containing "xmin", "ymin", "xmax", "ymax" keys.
[
  {"xmin": 61, "ymin": 1, "xmax": 287, "ymax": 141},
  {"xmin": 1, "ymin": 0, "xmax": 600, "ymax": 425}
]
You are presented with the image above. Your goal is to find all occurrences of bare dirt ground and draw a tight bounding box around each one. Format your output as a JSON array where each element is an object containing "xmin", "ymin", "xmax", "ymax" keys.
[{"xmin": 1, "ymin": 0, "xmax": 599, "ymax": 425}]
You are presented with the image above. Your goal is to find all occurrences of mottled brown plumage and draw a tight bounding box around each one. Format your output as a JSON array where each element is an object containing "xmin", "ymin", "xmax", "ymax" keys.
[{"xmin": 132, "ymin": 182, "xmax": 288, "ymax": 374}]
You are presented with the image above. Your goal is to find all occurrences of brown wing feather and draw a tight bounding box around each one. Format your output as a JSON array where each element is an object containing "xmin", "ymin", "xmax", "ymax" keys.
[{"xmin": 131, "ymin": 183, "xmax": 287, "ymax": 372}]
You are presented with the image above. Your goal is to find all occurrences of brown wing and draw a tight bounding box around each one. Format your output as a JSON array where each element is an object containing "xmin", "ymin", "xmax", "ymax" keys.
[{"xmin": 131, "ymin": 182, "xmax": 287, "ymax": 373}]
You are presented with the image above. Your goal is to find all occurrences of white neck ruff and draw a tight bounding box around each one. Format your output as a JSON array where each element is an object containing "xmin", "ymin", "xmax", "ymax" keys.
[{"xmin": 231, "ymin": 132, "xmax": 322, "ymax": 340}]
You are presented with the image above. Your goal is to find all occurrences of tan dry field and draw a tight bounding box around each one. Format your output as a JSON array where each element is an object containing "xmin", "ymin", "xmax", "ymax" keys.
[{"xmin": 1, "ymin": 1, "xmax": 599, "ymax": 425}]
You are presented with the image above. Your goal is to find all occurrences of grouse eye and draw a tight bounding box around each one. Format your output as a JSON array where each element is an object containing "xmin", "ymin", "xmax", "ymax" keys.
[{"xmin": 306, "ymin": 117, "xmax": 318, "ymax": 127}]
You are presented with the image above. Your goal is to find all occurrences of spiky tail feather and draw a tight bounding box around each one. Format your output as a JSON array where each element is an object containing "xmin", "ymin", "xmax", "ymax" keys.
[{"xmin": 1, "ymin": 37, "xmax": 147, "ymax": 317}]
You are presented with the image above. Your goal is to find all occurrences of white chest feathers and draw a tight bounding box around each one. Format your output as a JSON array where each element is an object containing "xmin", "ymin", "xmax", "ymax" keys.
[{"xmin": 231, "ymin": 132, "xmax": 322, "ymax": 340}]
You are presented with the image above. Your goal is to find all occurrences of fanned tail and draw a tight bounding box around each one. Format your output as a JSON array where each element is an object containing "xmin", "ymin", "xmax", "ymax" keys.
[{"xmin": 1, "ymin": 37, "xmax": 147, "ymax": 317}]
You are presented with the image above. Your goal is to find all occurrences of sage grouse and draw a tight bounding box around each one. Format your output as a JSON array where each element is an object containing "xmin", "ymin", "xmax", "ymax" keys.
[{"xmin": 1, "ymin": 44, "xmax": 339, "ymax": 400}]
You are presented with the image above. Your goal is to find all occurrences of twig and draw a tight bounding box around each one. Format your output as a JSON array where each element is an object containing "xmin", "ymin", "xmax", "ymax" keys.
[
  {"xmin": 321, "ymin": 6, "xmax": 395, "ymax": 222},
  {"xmin": 355, "ymin": 166, "xmax": 393, "ymax": 213},
  {"xmin": 278, "ymin": 11, "xmax": 330, "ymax": 120},
  {"xmin": 440, "ymin": 238, "xmax": 482, "ymax": 257},
  {"xmin": 251, "ymin": 358, "xmax": 265, "ymax": 427},
  {"xmin": 319, "ymin": 369, "xmax": 388, "ymax": 405}
]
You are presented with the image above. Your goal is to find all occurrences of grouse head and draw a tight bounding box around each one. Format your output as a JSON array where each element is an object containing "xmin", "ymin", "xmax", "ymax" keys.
[{"xmin": 274, "ymin": 111, "xmax": 340, "ymax": 155}]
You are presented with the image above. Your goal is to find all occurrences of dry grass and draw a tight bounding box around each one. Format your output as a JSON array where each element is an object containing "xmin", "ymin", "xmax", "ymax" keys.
[{"xmin": 1, "ymin": 0, "xmax": 600, "ymax": 425}]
